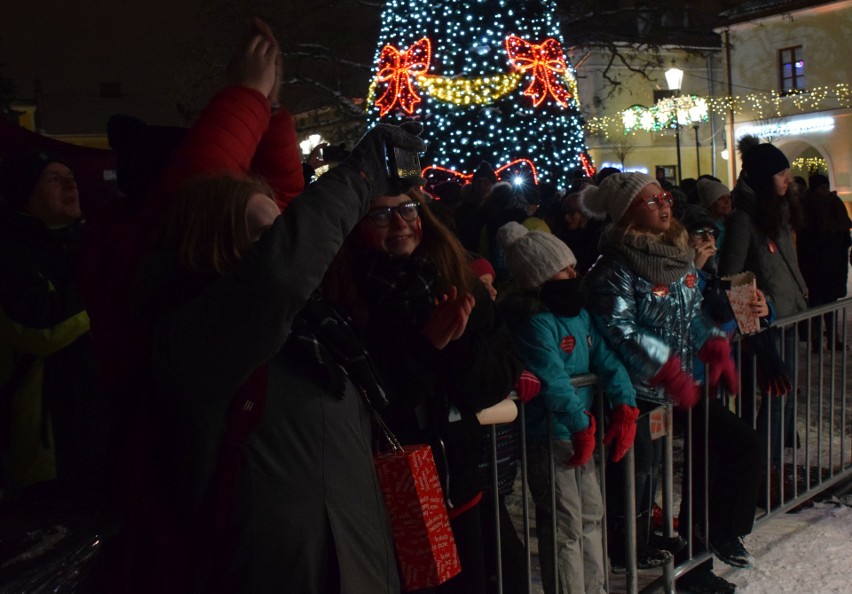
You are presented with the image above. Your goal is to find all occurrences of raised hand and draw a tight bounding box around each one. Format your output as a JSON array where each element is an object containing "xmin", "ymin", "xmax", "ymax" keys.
[
  {"xmin": 341, "ymin": 123, "xmax": 427, "ymax": 200},
  {"xmin": 422, "ymin": 286, "xmax": 475, "ymax": 350},
  {"xmin": 227, "ymin": 26, "xmax": 279, "ymax": 98},
  {"xmin": 250, "ymin": 17, "xmax": 284, "ymax": 106},
  {"xmin": 693, "ymin": 240, "xmax": 716, "ymax": 270}
]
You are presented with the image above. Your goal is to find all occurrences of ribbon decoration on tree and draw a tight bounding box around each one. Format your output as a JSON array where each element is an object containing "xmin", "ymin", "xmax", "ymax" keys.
[
  {"xmin": 423, "ymin": 159, "xmax": 540, "ymax": 187},
  {"xmin": 505, "ymin": 36, "xmax": 572, "ymax": 108},
  {"xmin": 374, "ymin": 37, "xmax": 432, "ymax": 116}
]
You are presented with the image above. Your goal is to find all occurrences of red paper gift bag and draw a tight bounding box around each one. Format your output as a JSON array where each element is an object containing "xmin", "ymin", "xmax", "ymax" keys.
[{"xmin": 374, "ymin": 444, "xmax": 461, "ymax": 591}]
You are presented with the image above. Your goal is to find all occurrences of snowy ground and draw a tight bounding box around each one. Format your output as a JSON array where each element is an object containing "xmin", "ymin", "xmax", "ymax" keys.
[{"xmin": 716, "ymin": 500, "xmax": 852, "ymax": 593}]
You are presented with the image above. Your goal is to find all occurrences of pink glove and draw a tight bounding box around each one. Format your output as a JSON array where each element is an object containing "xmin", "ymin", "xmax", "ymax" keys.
[
  {"xmin": 652, "ymin": 356, "xmax": 700, "ymax": 410},
  {"xmin": 699, "ymin": 337, "xmax": 739, "ymax": 395},
  {"xmin": 567, "ymin": 413, "xmax": 596, "ymax": 467},
  {"xmin": 514, "ymin": 370, "xmax": 542, "ymax": 403},
  {"xmin": 602, "ymin": 404, "xmax": 640, "ymax": 462}
]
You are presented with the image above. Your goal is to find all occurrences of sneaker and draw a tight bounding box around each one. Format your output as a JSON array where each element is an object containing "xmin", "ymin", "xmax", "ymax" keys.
[
  {"xmin": 649, "ymin": 532, "xmax": 688, "ymax": 555},
  {"xmin": 637, "ymin": 545, "xmax": 673, "ymax": 568},
  {"xmin": 678, "ymin": 567, "xmax": 736, "ymax": 593},
  {"xmin": 709, "ymin": 537, "xmax": 753, "ymax": 569},
  {"xmin": 609, "ymin": 546, "xmax": 673, "ymax": 574}
]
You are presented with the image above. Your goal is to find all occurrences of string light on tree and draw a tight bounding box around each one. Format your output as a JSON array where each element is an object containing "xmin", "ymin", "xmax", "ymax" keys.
[{"xmin": 368, "ymin": 0, "xmax": 594, "ymax": 188}]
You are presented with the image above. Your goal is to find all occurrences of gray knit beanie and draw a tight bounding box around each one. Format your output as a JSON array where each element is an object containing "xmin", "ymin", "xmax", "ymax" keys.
[
  {"xmin": 697, "ymin": 178, "xmax": 730, "ymax": 210},
  {"xmin": 578, "ymin": 172, "xmax": 658, "ymax": 223},
  {"xmin": 496, "ymin": 221, "xmax": 577, "ymax": 290}
]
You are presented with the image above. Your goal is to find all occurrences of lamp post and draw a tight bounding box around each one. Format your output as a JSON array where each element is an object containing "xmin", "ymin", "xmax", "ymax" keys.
[
  {"xmin": 665, "ymin": 65, "xmax": 684, "ymax": 184},
  {"xmin": 688, "ymin": 102, "xmax": 709, "ymax": 178}
]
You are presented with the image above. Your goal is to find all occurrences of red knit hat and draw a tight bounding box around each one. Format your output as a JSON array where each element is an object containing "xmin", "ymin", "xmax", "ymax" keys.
[{"xmin": 469, "ymin": 256, "xmax": 496, "ymax": 279}]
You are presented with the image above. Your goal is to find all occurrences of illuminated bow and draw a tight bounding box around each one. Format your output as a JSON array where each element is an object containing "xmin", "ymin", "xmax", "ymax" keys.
[
  {"xmin": 375, "ymin": 37, "xmax": 432, "ymax": 116},
  {"xmin": 505, "ymin": 36, "xmax": 572, "ymax": 107},
  {"xmin": 423, "ymin": 159, "xmax": 540, "ymax": 187}
]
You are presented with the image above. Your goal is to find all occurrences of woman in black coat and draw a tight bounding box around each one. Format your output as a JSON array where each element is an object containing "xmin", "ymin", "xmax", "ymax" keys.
[{"xmin": 323, "ymin": 188, "xmax": 525, "ymax": 594}]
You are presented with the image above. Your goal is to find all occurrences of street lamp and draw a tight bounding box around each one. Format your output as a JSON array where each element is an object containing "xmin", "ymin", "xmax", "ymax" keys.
[
  {"xmin": 665, "ymin": 65, "xmax": 684, "ymax": 184},
  {"xmin": 688, "ymin": 103, "xmax": 706, "ymax": 177}
]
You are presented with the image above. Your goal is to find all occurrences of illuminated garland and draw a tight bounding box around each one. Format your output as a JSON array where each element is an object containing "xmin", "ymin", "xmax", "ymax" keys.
[
  {"xmin": 588, "ymin": 83, "xmax": 852, "ymax": 138},
  {"xmin": 621, "ymin": 96, "xmax": 709, "ymax": 133},
  {"xmin": 791, "ymin": 157, "xmax": 827, "ymax": 173},
  {"xmin": 371, "ymin": 35, "xmax": 579, "ymax": 111},
  {"xmin": 416, "ymin": 72, "xmax": 522, "ymax": 105}
]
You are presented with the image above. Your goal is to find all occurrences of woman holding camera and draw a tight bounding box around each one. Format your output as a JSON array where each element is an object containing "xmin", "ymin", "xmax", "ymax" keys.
[{"xmin": 322, "ymin": 188, "xmax": 524, "ymax": 594}]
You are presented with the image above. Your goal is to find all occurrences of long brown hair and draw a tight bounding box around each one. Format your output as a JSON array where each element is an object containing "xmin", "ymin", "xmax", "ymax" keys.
[
  {"xmin": 322, "ymin": 187, "xmax": 474, "ymax": 322},
  {"xmin": 157, "ymin": 174, "xmax": 274, "ymax": 275}
]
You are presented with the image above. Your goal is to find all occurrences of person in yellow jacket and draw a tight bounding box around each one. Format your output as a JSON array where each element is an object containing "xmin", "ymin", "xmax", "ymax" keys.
[{"xmin": 0, "ymin": 152, "xmax": 107, "ymax": 500}]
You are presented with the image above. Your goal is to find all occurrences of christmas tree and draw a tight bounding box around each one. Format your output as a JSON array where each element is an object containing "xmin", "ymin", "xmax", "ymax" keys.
[{"xmin": 367, "ymin": 0, "xmax": 594, "ymax": 188}]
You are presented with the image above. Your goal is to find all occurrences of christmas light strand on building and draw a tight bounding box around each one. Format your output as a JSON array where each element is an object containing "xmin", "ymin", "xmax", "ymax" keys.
[
  {"xmin": 588, "ymin": 83, "xmax": 852, "ymax": 139},
  {"xmin": 621, "ymin": 96, "xmax": 709, "ymax": 133},
  {"xmin": 791, "ymin": 156, "xmax": 827, "ymax": 174}
]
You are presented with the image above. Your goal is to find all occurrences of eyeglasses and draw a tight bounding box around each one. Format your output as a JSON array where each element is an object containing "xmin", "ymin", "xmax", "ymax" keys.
[
  {"xmin": 635, "ymin": 191, "xmax": 674, "ymax": 211},
  {"xmin": 365, "ymin": 201, "xmax": 420, "ymax": 227},
  {"xmin": 691, "ymin": 227, "xmax": 718, "ymax": 240}
]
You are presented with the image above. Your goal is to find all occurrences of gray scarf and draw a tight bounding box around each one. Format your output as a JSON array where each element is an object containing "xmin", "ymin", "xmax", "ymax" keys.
[{"xmin": 600, "ymin": 226, "xmax": 695, "ymax": 284}]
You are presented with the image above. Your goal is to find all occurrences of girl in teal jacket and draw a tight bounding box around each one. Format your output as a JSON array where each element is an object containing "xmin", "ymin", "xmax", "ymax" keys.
[{"xmin": 497, "ymin": 221, "xmax": 637, "ymax": 594}]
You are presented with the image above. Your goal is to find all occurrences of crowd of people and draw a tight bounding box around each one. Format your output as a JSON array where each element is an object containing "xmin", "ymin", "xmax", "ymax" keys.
[{"xmin": 1, "ymin": 16, "xmax": 851, "ymax": 594}]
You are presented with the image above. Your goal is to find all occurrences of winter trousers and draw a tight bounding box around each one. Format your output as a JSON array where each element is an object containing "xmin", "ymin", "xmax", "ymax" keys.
[
  {"xmin": 527, "ymin": 440, "xmax": 605, "ymax": 594},
  {"xmin": 675, "ymin": 397, "xmax": 763, "ymax": 546},
  {"xmin": 605, "ymin": 408, "xmax": 662, "ymax": 565},
  {"xmin": 739, "ymin": 328, "xmax": 798, "ymax": 465}
]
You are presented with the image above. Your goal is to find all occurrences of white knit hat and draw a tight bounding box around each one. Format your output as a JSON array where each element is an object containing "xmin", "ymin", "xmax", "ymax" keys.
[
  {"xmin": 696, "ymin": 178, "xmax": 730, "ymax": 210},
  {"xmin": 496, "ymin": 222, "xmax": 577, "ymax": 290},
  {"xmin": 579, "ymin": 172, "xmax": 659, "ymax": 223}
]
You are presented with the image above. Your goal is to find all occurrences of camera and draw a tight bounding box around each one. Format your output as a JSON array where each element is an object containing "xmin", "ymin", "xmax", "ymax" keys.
[
  {"xmin": 320, "ymin": 144, "xmax": 350, "ymax": 162},
  {"xmin": 385, "ymin": 144, "xmax": 422, "ymax": 182}
]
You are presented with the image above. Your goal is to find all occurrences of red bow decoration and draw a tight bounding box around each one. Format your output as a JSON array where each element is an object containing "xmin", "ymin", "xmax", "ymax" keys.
[
  {"xmin": 423, "ymin": 159, "xmax": 540, "ymax": 188},
  {"xmin": 505, "ymin": 36, "xmax": 572, "ymax": 107},
  {"xmin": 375, "ymin": 37, "xmax": 432, "ymax": 116}
]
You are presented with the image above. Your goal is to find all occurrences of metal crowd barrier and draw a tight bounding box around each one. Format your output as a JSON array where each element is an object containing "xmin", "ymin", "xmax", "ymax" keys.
[{"xmin": 482, "ymin": 296, "xmax": 852, "ymax": 593}]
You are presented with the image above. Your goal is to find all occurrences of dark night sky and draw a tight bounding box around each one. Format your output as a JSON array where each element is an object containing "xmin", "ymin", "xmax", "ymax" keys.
[{"xmin": 0, "ymin": 0, "xmax": 380, "ymax": 134}]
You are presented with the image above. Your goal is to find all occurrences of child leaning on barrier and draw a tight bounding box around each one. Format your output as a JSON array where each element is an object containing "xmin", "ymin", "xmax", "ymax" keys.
[
  {"xmin": 495, "ymin": 221, "xmax": 639, "ymax": 594},
  {"xmin": 580, "ymin": 173, "xmax": 739, "ymax": 593}
]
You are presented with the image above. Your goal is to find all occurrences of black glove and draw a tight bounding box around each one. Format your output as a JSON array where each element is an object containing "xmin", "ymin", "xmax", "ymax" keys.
[
  {"xmin": 743, "ymin": 329, "xmax": 792, "ymax": 396},
  {"xmin": 341, "ymin": 122, "xmax": 427, "ymax": 200}
]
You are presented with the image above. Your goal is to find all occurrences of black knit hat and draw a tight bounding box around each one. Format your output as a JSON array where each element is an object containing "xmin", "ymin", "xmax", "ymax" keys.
[
  {"xmin": 0, "ymin": 151, "xmax": 70, "ymax": 211},
  {"xmin": 741, "ymin": 140, "xmax": 789, "ymax": 187},
  {"xmin": 678, "ymin": 203, "xmax": 716, "ymax": 234}
]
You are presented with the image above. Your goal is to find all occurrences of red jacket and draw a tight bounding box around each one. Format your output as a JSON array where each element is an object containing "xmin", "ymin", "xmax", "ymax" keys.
[{"xmin": 82, "ymin": 86, "xmax": 303, "ymax": 395}]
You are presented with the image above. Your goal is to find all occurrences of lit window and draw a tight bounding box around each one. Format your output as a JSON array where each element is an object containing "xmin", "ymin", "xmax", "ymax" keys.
[{"xmin": 779, "ymin": 46, "xmax": 805, "ymax": 94}]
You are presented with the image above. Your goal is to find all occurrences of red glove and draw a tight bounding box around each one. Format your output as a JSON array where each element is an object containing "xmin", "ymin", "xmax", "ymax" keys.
[
  {"xmin": 651, "ymin": 356, "xmax": 700, "ymax": 410},
  {"xmin": 566, "ymin": 413, "xmax": 596, "ymax": 467},
  {"xmin": 514, "ymin": 370, "xmax": 542, "ymax": 403},
  {"xmin": 699, "ymin": 337, "xmax": 739, "ymax": 395},
  {"xmin": 602, "ymin": 404, "xmax": 640, "ymax": 462}
]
